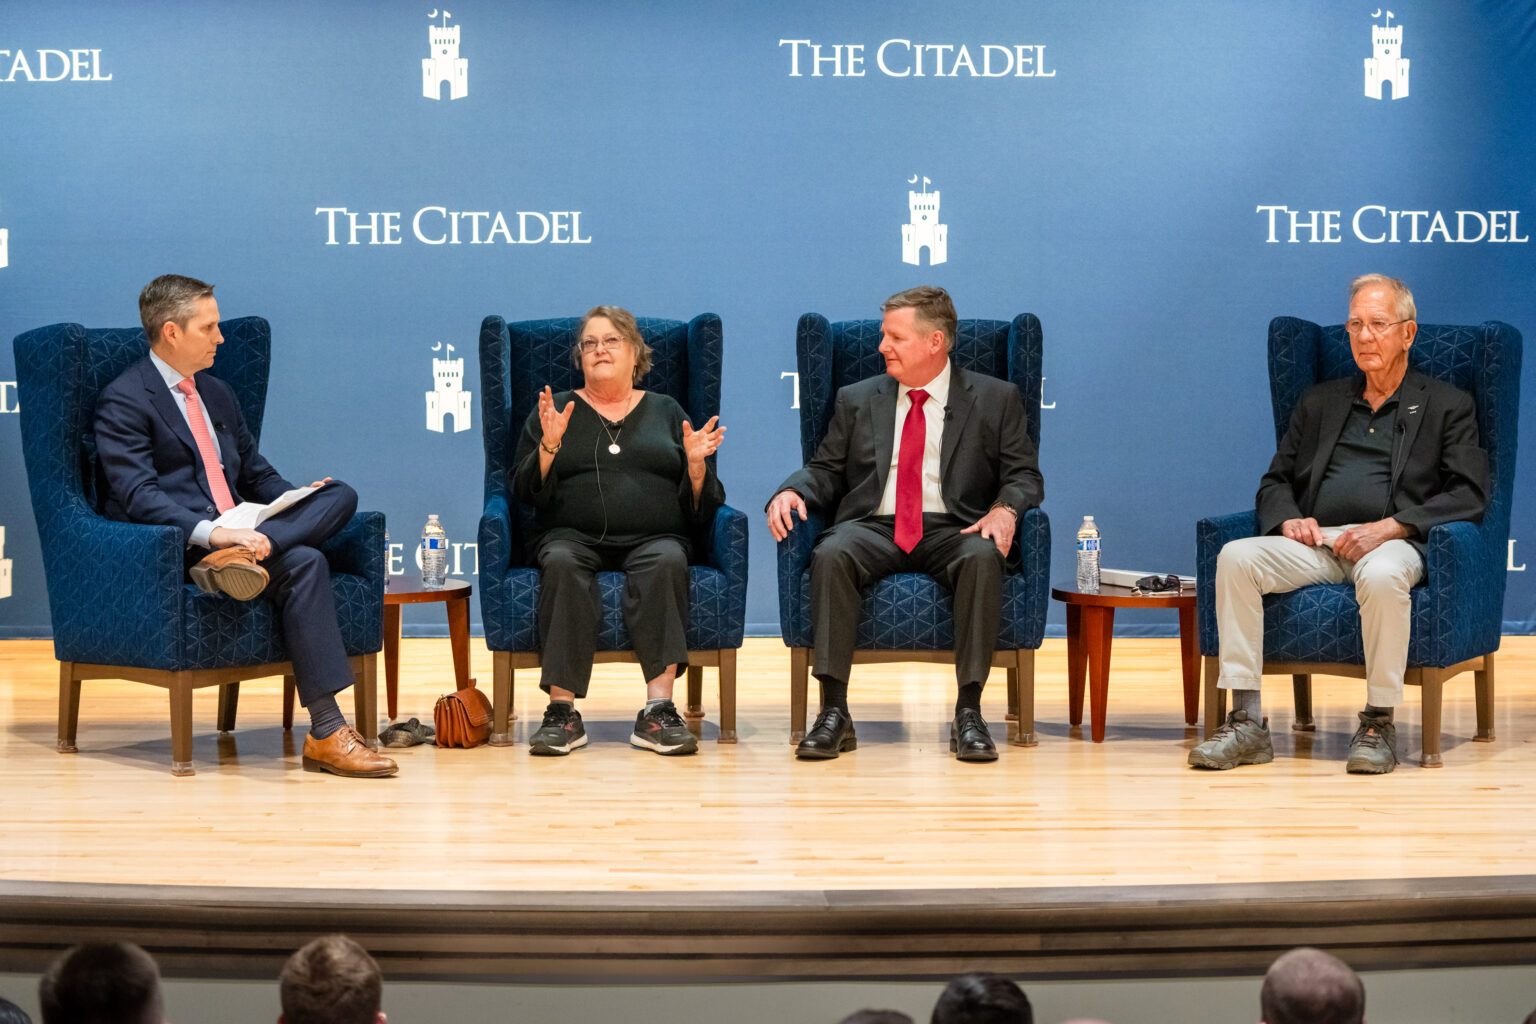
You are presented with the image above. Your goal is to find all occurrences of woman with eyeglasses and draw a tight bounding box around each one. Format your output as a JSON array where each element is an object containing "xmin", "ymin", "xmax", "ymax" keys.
[{"xmin": 512, "ymin": 305, "xmax": 727, "ymax": 758}]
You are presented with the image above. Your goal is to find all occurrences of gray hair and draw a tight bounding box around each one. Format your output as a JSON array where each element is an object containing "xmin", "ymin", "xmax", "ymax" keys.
[
  {"xmin": 573, "ymin": 304, "xmax": 652, "ymax": 383},
  {"xmin": 139, "ymin": 274, "xmax": 215, "ymax": 345},
  {"xmin": 1350, "ymin": 273, "xmax": 1416, "ymax": 323},
  {"xmin": 1260, "ymin": 947, "xmax": 1364, "ymax": 1024}
]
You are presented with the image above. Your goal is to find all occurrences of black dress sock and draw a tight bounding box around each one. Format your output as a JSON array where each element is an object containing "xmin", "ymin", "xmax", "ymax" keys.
[
  {"xmin": 955, "ymin": 681, "xmax": 984, "ymax": 715},
  {"xmin": 817, "ymin": 675, "xmax": 849, "ymax": 712},
  {"xmin": 307, "ymin": 694, "xmax": 346, "ymax": 739}
]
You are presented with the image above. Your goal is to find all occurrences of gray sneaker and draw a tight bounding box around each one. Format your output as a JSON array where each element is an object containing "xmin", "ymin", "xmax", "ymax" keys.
[
  {"xmin": 1188, "ymin": 710, "xmax": 1274, "ymax": 769},
  {"xmin": 528, "ymin": 702, "xmax": 588, "ymax": 756},
  {"xmin": 1346, "ymin": 712, "xmax": 1398, "ymax": 774}
]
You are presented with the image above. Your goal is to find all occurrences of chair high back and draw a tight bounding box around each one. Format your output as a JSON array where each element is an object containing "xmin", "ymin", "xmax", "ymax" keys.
[
  {"xmin": 1267, "ymin": 316, "xmax": 1521, "ymax": 649},
  {"xmin": 794, "ymin": 314, "xmax": 1043, "ymax": 463},
  {"xmin": 16, "ymin": 318, "xmax": 273, "ymax": 653}
]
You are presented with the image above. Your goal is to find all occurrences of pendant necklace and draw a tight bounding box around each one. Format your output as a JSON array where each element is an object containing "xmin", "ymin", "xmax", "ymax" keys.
[{"xmin": 587, "ymin": 389, "xmax": 637, "ymax": 455}]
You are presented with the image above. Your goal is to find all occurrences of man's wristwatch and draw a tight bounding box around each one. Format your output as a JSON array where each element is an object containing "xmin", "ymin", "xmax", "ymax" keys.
[{"xmin": 990, "ymin": 501, "xmax": 1018, "ymax": 520}]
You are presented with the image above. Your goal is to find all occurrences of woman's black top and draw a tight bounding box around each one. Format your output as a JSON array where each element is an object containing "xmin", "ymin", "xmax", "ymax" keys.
[{"xmin": 512, "ymin": 391, "xmax": 725, "ymax": 550}]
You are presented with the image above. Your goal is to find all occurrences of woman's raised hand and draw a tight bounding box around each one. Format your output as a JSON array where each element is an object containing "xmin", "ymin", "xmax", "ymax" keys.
[{"xmin": 538, "ymin": 385, "xmax": 575, "ymax": 449}]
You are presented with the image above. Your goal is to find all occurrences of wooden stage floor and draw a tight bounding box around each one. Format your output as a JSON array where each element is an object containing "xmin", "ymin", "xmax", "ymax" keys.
[{"xmin": 1, "ymin": 636, "xmax": 1534, "ymax": 980}]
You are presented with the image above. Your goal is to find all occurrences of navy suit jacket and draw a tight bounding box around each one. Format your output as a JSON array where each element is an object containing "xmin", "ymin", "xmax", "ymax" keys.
[
  {"xmin": 94, "ymin": 356, "xmax": 293, "ymax": 540},
  {"xmin": 775, "ymin": 362, "xmax": 1044, "ymax": 541}
]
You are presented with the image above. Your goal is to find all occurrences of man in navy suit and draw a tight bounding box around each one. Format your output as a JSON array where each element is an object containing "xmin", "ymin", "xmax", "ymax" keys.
[
  {"xmin": 767, "ymin": 286, "xmax": 1044, "ymax": 762},
  {"xmin": 93, "ymin": 274, "xmax": 396, "ymax": 778}
]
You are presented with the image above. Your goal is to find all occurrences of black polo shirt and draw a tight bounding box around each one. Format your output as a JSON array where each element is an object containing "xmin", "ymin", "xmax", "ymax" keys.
[{"xmin": 1311, "ymin": 386, "xmax": 1399, "ymax": 527}]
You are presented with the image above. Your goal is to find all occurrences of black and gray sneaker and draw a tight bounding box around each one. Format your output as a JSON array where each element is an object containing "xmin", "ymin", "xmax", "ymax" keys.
[
  {"xmin": 528, "ymin": 702, "xmax": 587, "ymax": 756},
  {"xmin": 1345, "ymin": 712, "xmax": 1398, "ymax": 774},
  {"xmin": 630, "ymin": 700, "xmax": 699, "ymax": 756}
]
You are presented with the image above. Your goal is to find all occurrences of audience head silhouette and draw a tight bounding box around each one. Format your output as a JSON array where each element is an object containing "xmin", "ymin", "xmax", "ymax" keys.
[
  {"xmin": 279, "ymin": 935, "xmax": 385, "ymax": 1024},
  {"xmin": 0, "ymin": 996, "xmax": 33, "ymax": 1024},
  {"xmin": 839, "ymin": 1012, "xmax": 914, "ymax": 1024},
  {"xmin": 38, "ymin": 942, "xmax": 163, "ymax": 1024},
  {"xmin": 1260, "ymin": 947, "xmax": 1364, "ymax": 1024},
  {"xmin": 930, "ymin": 972, "xmax": 1032, "ymax": 1024}
]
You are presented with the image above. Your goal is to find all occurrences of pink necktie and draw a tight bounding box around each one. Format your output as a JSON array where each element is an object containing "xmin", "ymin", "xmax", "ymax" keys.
[
  {"xmin": 894, "ymin": 388, "xmax": 929, "ymax": 553},
  {"xmin": 176, "ymin": 378, "xmax": 236, "ymax": 514}
]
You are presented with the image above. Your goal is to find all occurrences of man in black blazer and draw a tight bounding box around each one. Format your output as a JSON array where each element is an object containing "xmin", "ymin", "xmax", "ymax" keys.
[
  {"xmin": 1191, "ymin": 274, "xmax": 1488, "ymax": 775},
  {"xmin": 93, "ymin": 274, "xmax": 396, "ymax": 778},
  {"xmin": 767, "ymin": 286, "xmax": 1044, "ymax": 762}
]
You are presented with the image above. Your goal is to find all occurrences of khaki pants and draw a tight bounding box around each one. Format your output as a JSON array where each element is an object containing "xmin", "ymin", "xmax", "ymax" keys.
[{"xmin": 1215, "ymin": 528, "xmax": 1424, "ymax": 707}]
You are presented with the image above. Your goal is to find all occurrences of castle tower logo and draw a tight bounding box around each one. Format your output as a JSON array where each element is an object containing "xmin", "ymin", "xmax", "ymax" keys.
[
  {"xmin": 902, "ymin": 175, "xmax": 948, "ymax": 266},
  {"xmin": 1363, "ymin": 9, "xmax": 1409, "ymax": 100},
  {"xmin": 426, "ymin": 342, "xmax": 472, "ymax": 433},
  {"xmin": 422, "ymin": 9, "xmax": 468, "ymax": 101},
  {"xmin": 0, "ymin": 526, "xmax": 12, "ymax": 600}
]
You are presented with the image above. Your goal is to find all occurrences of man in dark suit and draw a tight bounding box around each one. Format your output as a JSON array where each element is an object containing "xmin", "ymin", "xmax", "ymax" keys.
[
  {"xmin": 767, "ymin": 286, "xmax": 1044, "ymax": 762},
  {"xmin": 93, "ymin": 274, "xmax": 396, "ymax": 778},
  {"xmin": 1192, "ymin": 274, "xmax": 1488, "ymax": 775}
]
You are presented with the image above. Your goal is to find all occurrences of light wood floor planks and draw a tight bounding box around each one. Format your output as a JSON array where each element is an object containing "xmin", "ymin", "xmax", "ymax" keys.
[{"xmin": 0, "ymin": 636, "xmax": 1532, "ymax": 893}]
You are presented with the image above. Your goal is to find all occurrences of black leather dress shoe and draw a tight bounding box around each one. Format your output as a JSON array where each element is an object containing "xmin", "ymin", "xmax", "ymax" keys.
[
  {"xmin": 795, "ymin": 707, "xmax": 856, "ymax": 760},
  {"xmin": 950, "ymin": 708, "xmax": 998, "ymax": 762}
]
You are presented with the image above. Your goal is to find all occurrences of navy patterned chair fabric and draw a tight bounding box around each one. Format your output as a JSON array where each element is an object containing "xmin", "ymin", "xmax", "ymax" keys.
[
  {"xmin": 477, "ymin": 313, "xmax": 748, "ymax": 743},
  {"xmin": 1195, "ymin": 317, "xmax": 1521, "ymax": 766},
  {"xmin": 13, "ymin": 319, "xmax": 386, "ymax": 775},
  {"xmin": 777, "ymin": 313, "xmax": 1051, "ymax": 744}
]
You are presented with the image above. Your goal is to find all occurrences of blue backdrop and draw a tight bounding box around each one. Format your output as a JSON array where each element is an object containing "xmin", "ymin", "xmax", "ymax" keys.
[{"xmin": 2, "ymin": 0, "xmax": 1533, "ymax": 638}]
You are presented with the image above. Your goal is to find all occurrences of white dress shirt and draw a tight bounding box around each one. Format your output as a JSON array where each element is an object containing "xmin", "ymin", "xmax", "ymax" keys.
[
  {"xmin": 875, "ymin": 360, "xmax": 951, "ymax": 516},
  {"xmin": 148, "ymin": 350, "xmax": 221, "ymax": 549}
]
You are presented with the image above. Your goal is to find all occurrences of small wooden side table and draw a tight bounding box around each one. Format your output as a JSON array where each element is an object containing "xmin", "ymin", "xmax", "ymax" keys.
[
  {"xmin": 1050, "ymin": 582, "xmax": 1199, "ymax": 742},
  {"xmin": 384, "ymin": 576, "xmax": 475, "ymax": 720}
]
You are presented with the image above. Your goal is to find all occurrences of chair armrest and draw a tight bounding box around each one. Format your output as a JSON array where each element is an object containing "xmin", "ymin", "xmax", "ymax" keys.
[
  {"xmin": 704, "ymin": 505, "xmax": 749, "ymax": 577},
  {"xmin": 319, "ymin": 511, "xmax": 386, "ymax": 584},
  {"xmin": 1196, "ymin": 510, "xmax": 1259, "ymax": 656},
  {"xmin": 775, "ymin": 509, "xmax": 827, "ymax": 582},
  {"xmin": 43, "ymin": 512, "xmax": 187, "ymax": 664},
  {"xmin": 1420, "ymin": 520, "xmax": 1504, "ymax": 664},
  {"xmin": 478, "ymin": 493, "xmax": 526, "ymax": 576}
]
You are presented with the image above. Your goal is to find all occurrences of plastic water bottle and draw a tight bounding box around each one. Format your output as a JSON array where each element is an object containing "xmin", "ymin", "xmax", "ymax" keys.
[
  {"xmin": 421, "ymin": 515, "xmax": 448, "ymax": 589},
  {"xmin": 1076, "ymin": 516, "xmax": 1101, "ymax": 593}
]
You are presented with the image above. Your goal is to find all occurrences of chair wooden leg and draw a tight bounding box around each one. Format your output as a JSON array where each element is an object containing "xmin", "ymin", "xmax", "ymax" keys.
[
  {"xmin": 1419, "ymin": 671, "xmax": 1445, "ymax": 768},
  {"xmin": 490, "ymin": 651, "xmax": 515, "ymax": 746},
  {"xmin": 1474, "ymin": 653, "xmax": 1496, "ymax": 742},
  {"xmin": 1010, "ymin": 649, "xmax": 1037, "ymax": 747},
  {"xmin": 684, "ymin": 663, "xmax": 705, "ymax": 737},
  {"xmin": 169, "ymin": 679, "xmax": 195, "ymax": 776},
  {"xmin": 717, "ymin": 648, "xmax": 738, "ymax": 744},
  {"xmin": 282, "ymin": 675, "xmax": 296, "ymax": 731},
  {"xmin": 383, "ymin": 602, "xmax": 403, "ymax": 721},
  {"xmin": 1291, "ymin": 674, "xmax": 1315, "ymax": 732},
  {"xmin": 789, "ymin": 647, "xmax": 809, "ymax": 744},
  {"xmin": 1203, "ymin": 656, "xmax": 1223, "ymax": 739},
  {"xmin": 1005, "ymin": 666, "xmax": 1019, "ymax": 723},
  {"xmin": 216, "ymin": 682, "xmax": 240, "ymax": 733},
  {"xmin": 352, "ymin": 654, "xmax": 379, "ymax": 747},
  {"xmin": 57, "ymin": 662, "xmax": 80, "ymax": 753}
]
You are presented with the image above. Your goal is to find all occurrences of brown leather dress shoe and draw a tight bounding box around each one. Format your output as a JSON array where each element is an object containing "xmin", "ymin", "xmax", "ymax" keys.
[
  {"xmin": 189, "ymin": 547, "xmax": 269, "ymax": 600},
  {"xmin": 301, "ymin": 726, "xmax": 398, "ymax": 778}
]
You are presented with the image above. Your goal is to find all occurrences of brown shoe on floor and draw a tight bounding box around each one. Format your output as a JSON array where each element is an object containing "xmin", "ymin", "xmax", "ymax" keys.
[
  {"xmin": 189, "ymin": 547, "xmax": 269, "ymax": 600},
  {"xmin": 301, "ymin": 726, "xmax": 398, "ymax": 778}
]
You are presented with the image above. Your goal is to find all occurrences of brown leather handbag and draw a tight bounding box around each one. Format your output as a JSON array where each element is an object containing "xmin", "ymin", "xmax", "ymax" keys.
[{"xmin": 433, "ymin": 686, "xmax": 492, "ymax": 748}]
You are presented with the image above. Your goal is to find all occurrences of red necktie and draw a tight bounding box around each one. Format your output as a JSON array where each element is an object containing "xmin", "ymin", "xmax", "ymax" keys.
[
  {"xmin": 894, "ymin": 388, "xmax": 929, "ymax": 553},
  {"xmin": 176, "ymin": 378, "xmax": 236, "ymax": 514}
]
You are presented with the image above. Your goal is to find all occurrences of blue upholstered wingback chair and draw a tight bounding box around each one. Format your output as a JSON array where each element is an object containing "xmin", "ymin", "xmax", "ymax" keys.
[
  {"xmin": 777, "ymin": 314, "xmax": 1051, "ymax": 744},
  {"xmin": 477, "ymin": 314, "xmax": 748, "ymax": 744},
  {"xmin": 1196, "ymin": 318, "xmax": 1521, "ymax": 766},
  {"xmin": 13, "ymin": 319, "xmax": 386, "ymax": 775}
]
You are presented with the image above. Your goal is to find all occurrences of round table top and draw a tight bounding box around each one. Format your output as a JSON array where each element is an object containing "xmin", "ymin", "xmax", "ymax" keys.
[
  {"xmin": 1051, "ymin": 580, "xmax": 1194, "ymax": 609},
  {"xmin": 385, "ymin": 575, "xmax": 473, "ymax": 605}
]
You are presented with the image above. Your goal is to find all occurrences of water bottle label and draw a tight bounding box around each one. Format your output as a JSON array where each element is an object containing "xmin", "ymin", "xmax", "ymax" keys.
[
  {"xmin": 424, "ymin": 538, "xmax": 443, "ymax": 550},
  {"xmin": 1077, "ymin": 538, "xmax": 1099, "ymax": 553}
]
